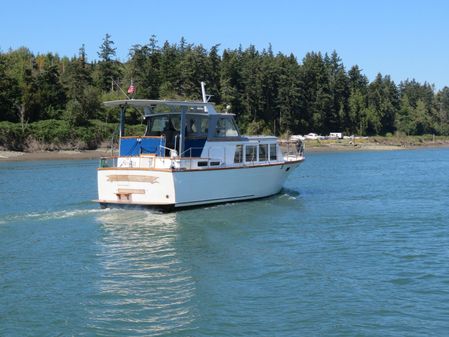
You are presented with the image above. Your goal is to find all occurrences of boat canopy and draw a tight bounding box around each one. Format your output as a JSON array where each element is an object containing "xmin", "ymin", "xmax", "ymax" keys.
[{"xmin": 104, "ymin": 99, "xmax": 218, "ymax": 114}]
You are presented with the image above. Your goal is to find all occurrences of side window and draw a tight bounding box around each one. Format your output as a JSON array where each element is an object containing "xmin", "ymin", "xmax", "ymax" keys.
[
  {"xmin": 270, "ymin": 144, "xmax": 277, "ymax": 160},
  {"xmin": 215, "ymin": 117, "xmax": 239, "ymax": 137},
  {"xmin": 234, "ymin": 144, "xmax": 243, "ymax": 163},
  {"xmin": 245, "ymin": 145, "xmax": 256, "ymax": 162},
  {"xmin": 259, "ymin": 144, "xmax": 268, "ymax": 161}
]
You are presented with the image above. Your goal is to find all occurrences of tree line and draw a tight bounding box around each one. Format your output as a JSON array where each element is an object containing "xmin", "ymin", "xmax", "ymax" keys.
[{"xmin": 1, "ymin": 34, "xmax": 449, "ymax": 142}]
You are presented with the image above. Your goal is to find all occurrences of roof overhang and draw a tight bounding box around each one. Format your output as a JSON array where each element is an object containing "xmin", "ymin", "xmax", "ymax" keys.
[{"xmin": 103, "ymin": 99, "xmax": 210, "ymax": 108}]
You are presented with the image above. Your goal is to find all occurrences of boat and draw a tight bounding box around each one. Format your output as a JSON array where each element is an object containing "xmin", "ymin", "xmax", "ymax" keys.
[{"xmin": 95, "ymin": 82, "xmax": 305, "ymax": 210}]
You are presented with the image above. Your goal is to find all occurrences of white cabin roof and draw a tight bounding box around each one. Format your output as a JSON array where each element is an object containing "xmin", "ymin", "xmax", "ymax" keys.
[{"xmin": 104, "ymin": 99, "xmax": 218, "ymax": 114}]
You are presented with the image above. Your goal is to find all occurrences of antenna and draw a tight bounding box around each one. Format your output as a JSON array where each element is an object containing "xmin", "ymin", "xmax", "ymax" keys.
[
  {"xmin": 112, "ymin": 79, "xmax": 130, "ymax": 100},
  {"xmin": 201, "ymin": 81, "xmax": 207, "ymax": 103},
  {"xmin": 201, "ymin": 81, "xmax": 209, "ymax": 112}
]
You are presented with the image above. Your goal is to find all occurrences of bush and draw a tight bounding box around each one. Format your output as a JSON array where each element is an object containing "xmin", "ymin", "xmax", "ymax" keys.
[
  {"xmin": 29, "ymin": 120, "xmax": 72, "ymax": 144},
  {"xmin": 0, "ymin": 121, "xmax": 28, "ymax": 150},
  {"xmin": 245, "ymin": 120, "xmax": 273, "ymax": 135}
]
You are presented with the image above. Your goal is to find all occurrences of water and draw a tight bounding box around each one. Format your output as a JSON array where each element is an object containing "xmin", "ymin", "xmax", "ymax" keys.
[{"xmin": 1, "ymin": 149, "xmax": 449, "ymax": 336}]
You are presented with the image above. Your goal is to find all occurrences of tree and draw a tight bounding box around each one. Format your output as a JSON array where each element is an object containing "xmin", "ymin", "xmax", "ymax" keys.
[
  {"xmin": 35, "ymin": 64, "xmax": 66, "ymax": 119},
  {"xmin": 62, "ymin": 45, "xmax": 100, "ymax": 125},
  {"xmin": 275, "ymin": 54, "xmax": 303, "ymax": 134},
  {"xmin": 0, "ymin": 55, "xmax": 20, "ymax": 122},
  {"xmin": 220, "ymin": 49, "xmax": 243, "ymax": 119},
  {"xmin": 178, "ymin": 44, "xmax": 210, "ymax": 99},
  {"xmin": 433, "ymin": 87, "xmax": 449, "ymax": 135},
  {"xmin": 299, "ymin": 52, "xmax": 332, "ymax": 133},
  {"xmin": 367, "ymin": 74, "xmax": 399, "ymax": 134},
  {"xmin": 347, "ymin": 65, "xmax": 369, "ymax": 134},
  {"xmin": 96, "ymin": 33, "xmax": 121, "ymax": 92},
  {"xmin": 127, "ymin": 35, "xmax": 161, "ymax": 98}
]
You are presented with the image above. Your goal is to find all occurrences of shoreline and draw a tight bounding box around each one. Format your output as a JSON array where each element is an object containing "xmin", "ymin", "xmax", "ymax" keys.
[
  {"xmin": 1, "ymin": 140, "xmax": 449, "ymax": 162},
  {"xmin": 0, "ymin": 149, "xmax": 113, "ymax": 162}
]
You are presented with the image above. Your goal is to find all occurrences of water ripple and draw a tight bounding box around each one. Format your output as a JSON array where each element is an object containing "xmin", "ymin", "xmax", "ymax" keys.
[{"xmin": 86, "ymin": 210, "xmax": 197, "ymax": 336}]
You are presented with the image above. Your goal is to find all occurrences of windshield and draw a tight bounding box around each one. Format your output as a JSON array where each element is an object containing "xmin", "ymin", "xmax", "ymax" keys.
[{"xmin": 145, "ymin": 115, "xmax": 181, "ymax": 136}]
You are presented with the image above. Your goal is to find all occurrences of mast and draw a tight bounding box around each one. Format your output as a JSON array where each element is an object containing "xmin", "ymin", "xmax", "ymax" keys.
[{"xmin": 201, "ymin": 81, "xmax": 208, "ymax": 113}]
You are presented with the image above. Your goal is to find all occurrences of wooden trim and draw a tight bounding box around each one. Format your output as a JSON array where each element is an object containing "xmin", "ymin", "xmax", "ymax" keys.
[
  {"xmin": 120, "ymin": 136, "xmax": 162, "ymax": 139},
  {"xmin": 108, "ymin": 175, "xmax": 159, "ymax": 183},
  {"xmin": 117, "ymin": 188, "xmax": 145, "ymax": 194},
  {"xmin": 97, "ymin": 158, "xmax": 304, "ymax": 173}
]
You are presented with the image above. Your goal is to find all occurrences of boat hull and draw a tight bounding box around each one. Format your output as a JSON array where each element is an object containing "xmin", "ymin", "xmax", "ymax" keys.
[{"xmin": 96, "ymin": 160, "xmax": 302, "ymax": 209}]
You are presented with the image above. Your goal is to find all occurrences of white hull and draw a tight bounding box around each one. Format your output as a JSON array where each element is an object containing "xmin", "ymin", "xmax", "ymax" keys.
[{"xmin": 97, "ymin": 160, "xmax": 302, "ymax": 209}]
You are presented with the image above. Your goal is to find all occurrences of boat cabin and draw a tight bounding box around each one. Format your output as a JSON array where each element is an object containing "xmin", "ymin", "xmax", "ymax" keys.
[
  {"xmin": 107, "ymin": 99, "xmax": 243, "ymax": 158},
  {"xmin": 102, "ymin": 99, "xmax": 302, "ymax": 171}
]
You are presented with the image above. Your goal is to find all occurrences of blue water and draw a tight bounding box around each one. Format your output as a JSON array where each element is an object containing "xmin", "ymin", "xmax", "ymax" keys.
[{"xmin": 1, "ymin": 149, "xmax": 449, "ymax": 336}]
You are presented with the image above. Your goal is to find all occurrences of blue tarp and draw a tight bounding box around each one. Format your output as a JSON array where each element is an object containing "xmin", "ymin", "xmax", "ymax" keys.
[{"xmin": 119, "ymin": 137, "xmax": 165, "ymax": 156}]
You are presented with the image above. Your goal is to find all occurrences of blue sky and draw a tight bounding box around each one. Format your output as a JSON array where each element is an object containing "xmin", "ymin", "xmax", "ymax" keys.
[{"xmin": 1, "ymin": 0, "xmax": 449, "ymax": 89}]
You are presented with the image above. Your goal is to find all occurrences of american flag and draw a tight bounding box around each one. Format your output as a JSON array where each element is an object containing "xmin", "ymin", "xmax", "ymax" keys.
[{"xmin": 127, "ymin": 84, "xmax": 136, "ymax": 94}]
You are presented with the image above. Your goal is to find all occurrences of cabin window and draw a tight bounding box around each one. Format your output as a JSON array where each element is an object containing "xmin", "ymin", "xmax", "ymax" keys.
[
  {"xmin": 146, "ymin": 115, "xmax": 181, "ymax": 135},
  {"xmin": 234, "ymin": 144, "xmax": 243, "ymax": 163},
  {"xmin": 210, "ymin": 161, "xmax": 221, "ymax": 166},
  {"xmin": 186, "ymin": 115, "xmax": 208, "ymax": 138},
  {"xmin": 270, "ymin": 144, "xmax": 277, "ymax": 160},
  {"xmin": 259, "ymin": 144, "xmax": 268, "ymax": 161},
  {"xmin": 197, "ymin": 161, "xmax": 208, "ymax": 167},
  {"xmin": 245, "ymin": 145, "xmax": 257, "ymax": 162},
  {"xmin": 215, "ymin": 117, "xmax": 239, "ymax": 137}
]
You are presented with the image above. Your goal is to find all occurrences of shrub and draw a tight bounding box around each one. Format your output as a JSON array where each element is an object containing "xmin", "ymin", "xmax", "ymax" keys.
[
  {"xmin": 29, "ymin": 120, "xmax": 72, "ymax": 144},
  {"xmin": 0, "ymin": 121, "xmax": 28, "ymax": 150}
]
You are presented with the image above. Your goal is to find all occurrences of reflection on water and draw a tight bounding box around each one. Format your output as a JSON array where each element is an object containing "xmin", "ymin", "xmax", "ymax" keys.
[{"xmin": 90, "ymin": 210, "xmax": 197, "ymax": 336}]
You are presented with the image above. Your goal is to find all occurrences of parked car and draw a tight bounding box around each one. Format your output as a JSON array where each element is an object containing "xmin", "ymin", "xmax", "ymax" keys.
[
  {"xmin": 290, "ymin": 135, "xmax": 305, "ymax": 141},
  {"xmin": 304, "ymin": 133, "xmax": 320, "ymax": 140},
  {"xmin": 329, "ymin": 132, "xmax": 343, "ymax": 139}
]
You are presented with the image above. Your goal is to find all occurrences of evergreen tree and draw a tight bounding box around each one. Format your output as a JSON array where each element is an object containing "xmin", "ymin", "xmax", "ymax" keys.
[
  {"xmin": 35, "ymin": 64, "xmax": 66, "ymax": 119},
  {"xmin": 96, "ymin": 33, "xmax": 121, "ymax": 92},
  {"xmin": 220, "ymin": 49, "xmax": 243, "ymax": 119},
  {"xmin": 367, "ymin": 74, "xmax": 399, "ymax": 134},
  {"xmin": 159, "ymin": 41, "xmax": 180, "ymax": 98},
  {"xmin": 127, "ymin": 35, "xmax": 161, "ymax": 98},
  {"xmin": 347, "ymin": 65, "xmax": 369, "ymax": 134},
  {"xmin": 0, "ymin": 55, "xmax": 21, "ymax": 122},
  {"xmin": 275, "ymin": 54, "xmax": 303, "ymax": 134},
  {"xmin": 433, "ymin": 87, "xmax": 449, "ymax": 135}
]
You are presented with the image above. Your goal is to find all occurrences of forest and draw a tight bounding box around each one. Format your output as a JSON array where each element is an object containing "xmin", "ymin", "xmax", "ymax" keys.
[{"xmin": 1, "ymin": 34, "xmax": 449, "ymax": 151}]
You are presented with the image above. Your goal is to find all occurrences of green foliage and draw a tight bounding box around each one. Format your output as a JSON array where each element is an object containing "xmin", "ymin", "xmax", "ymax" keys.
[
  {"xmin": 0, "ymin": 121, "xmax": 27, "ymax": 150},
  {"xmin": 245, "ymin": 120, "xmax": 273, "ymax": 135},
  {"xmin": 30, "ymin": 119, "xmax": 72, "ymax": 144},
  {"xmin": 1, "ymin": 35, "xmax": 449, "ymax": 153},
  {"xmin": 64, "ymin": 99, "xmax": 86, "ymax": 126}
]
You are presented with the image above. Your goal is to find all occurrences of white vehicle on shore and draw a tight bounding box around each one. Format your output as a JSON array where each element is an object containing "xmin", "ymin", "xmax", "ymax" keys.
[
  {"xmin": 290, "ymin": 135, "xmax": 305, "ymax": 141},
  {"xmin": 304, "ymin": 133, "xmax": 321, "ymax": 140}
]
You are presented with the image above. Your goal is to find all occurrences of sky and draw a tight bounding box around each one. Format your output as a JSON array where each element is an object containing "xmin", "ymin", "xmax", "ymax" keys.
[{"xmin": 1, "ymin": 0, "xmax": 449, "ymax": 89}]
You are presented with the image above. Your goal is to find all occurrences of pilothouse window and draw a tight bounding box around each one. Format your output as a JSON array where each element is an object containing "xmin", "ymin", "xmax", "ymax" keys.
[
  {"xmin": 146, "ymin": 115, "xmax": 180, "ymax": 135},
  {"xmin": 215, "ymin": 117, "xmax": 239, "ymax": 137}
]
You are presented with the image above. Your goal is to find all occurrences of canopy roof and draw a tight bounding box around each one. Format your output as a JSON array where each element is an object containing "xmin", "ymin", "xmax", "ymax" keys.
[{"xmin": 104, "ymin": 99, "xmax": 212, "ymax": 108}]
